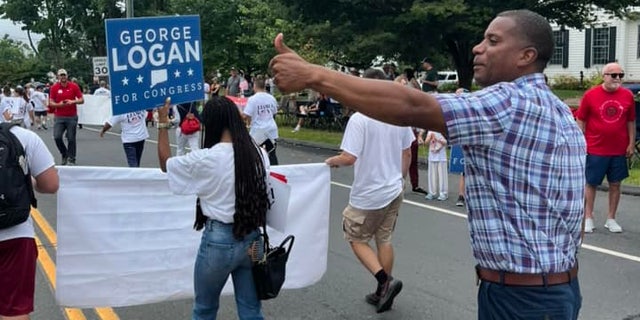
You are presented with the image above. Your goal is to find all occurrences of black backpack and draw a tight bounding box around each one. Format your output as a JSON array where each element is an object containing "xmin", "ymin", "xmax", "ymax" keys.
[{"xmin": 0, "ymin": 123, "xmax": 37, "ymax": 229}]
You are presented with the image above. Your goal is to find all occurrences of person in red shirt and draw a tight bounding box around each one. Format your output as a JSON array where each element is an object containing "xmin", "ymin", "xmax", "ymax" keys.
[
  {"xmin": 48, "ymin": 69, "xmax": 84, "ymax": 165},
  {"xmin": 576, "ymin": 62, "xmax": 637, "ymax": 233}
]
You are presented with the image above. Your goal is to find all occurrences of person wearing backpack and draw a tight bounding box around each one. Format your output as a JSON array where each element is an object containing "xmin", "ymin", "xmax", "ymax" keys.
[{"xmin": 0, "ymin": 123, "xmax": 59, "ymax": 320}]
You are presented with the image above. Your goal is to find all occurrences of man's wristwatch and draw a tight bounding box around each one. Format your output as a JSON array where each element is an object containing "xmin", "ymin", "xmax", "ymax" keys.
[{"xmin": 157, "ymin": 122, "xmax": 172, "ymax": 129}]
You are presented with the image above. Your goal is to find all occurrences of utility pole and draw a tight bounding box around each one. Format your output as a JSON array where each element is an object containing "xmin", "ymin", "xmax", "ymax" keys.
[{"xmin": 126, "ymin": 0, "xmax": 134, "ymax": 18}]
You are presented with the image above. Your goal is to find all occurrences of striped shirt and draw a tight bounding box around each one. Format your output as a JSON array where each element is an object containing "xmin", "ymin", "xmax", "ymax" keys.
[{"xmin": 438, "ymin": 73, "xmax": 586, "ymax": 274}]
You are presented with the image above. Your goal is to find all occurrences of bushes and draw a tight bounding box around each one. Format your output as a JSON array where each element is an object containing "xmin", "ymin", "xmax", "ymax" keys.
[{"xmin": 551, "ymin": 73, "xmax": 602, "ymax": 90}]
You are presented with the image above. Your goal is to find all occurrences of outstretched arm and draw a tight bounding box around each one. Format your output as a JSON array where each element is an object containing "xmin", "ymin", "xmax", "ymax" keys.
[
  {"xmin": 270, "ymin": 34, "xmax": 446, "ymax": 134},
  {"xmin": 157, "ymin": 98, "xmax": 173, "ymax": 172}
]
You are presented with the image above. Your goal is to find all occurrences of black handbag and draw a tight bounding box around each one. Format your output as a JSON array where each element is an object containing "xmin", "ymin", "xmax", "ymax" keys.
[{"xmin": 250, "ymin": 224, "xmax": 294, "ymax": 300}]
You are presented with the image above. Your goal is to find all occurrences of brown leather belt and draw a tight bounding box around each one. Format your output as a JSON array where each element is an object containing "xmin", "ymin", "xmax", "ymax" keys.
[{"xmin": 475, "ymin": 265, "xmax": 578, "ymax": 287}]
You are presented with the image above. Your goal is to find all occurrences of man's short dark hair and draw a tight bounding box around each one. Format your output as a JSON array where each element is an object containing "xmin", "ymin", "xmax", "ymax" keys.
[
  {"xmin": 498, "ymin": 10, "xmax": 554, "ymax": 71},
  {"xmin": 363, "ymin": 68, "xmax": 386, "ymax": 80},
  {"xmin": 254, "ymin": 75, "xmax": 266, "ymax": 89}
]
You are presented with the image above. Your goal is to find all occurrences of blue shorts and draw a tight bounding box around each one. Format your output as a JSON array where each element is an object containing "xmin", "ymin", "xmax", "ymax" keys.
[{"xmin": 585, "ymin": 155, "xmax": 629, "ymax": 186}]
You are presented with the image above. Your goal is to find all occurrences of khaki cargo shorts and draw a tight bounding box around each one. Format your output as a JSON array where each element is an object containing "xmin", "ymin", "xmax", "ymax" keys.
[{"xmin": 342, "ymin": 194, "xmax": 403, "ymax": 244}]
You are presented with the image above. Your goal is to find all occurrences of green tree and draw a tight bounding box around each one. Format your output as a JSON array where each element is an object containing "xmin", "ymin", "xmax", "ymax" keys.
[
  {"xmin": 278, "ymin": 0, "xmax": 640, "ymax": 88},
  {"xmin": 0, "ymin": 35, "xmax": 42, "ymax": 84}
]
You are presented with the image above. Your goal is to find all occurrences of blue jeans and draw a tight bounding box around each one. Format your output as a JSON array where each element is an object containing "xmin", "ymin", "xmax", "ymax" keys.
[
  {"xmin": 478, "ymin": 279, "xmax": 582, "ymax": 320},
  {"xmin": 122, "ymin": 140, "xmax": 145, "ymax": 167},
  {"xmin": 192, "ymin": 220, "xmax": 263, "ymax": 320},
  {"xmin": 53, "ymin": 116, "xmax": 78, "ymax": 161}
]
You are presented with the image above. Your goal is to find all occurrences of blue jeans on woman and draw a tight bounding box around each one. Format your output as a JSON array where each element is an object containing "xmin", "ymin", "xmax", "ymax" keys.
[
  {"xmin": 192, "ymin": 220, "xmax": 263, "ymax": 320},
  {"xmin": 122, "ymin": 140, "xmax": 145, "ymax": 167}
]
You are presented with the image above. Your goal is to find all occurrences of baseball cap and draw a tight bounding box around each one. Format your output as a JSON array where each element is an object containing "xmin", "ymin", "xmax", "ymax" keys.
[
  {"xmin": 57, "ymin": 69, "xmax": 68, "ymax": 76},
  {"xmin": 421, "ymin": 57, "xmax": 431, "ymax": 64}
]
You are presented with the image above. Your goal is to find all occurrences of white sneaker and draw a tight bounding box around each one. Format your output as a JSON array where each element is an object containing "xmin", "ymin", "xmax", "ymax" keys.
[
  {"xmin": 584, "ymin": 218, "xmax": 595, "ymax": 233},
  {"xmin": 425, "ymin": 193, "xmax": 436, "ymax": 200},
  {"xmin": 437, "ymin": 193, "xmax": 448, "ymax": 201},
  {"xmin": 604, "ymin": 219, "xmax": 623, "ymax": 233}
]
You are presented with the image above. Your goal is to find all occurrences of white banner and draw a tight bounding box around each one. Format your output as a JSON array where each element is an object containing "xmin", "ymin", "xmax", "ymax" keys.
[
  {"xmin": 55, "ymin": 164, "xmax": 331, "ymax": 308},
  {"xmin": 77, "ymin": 94, "xmax": 113, "ymax": 125}
]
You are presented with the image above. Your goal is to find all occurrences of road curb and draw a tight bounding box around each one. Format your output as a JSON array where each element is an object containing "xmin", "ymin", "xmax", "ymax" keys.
[{"xmin": 278, "ymin": 138, "xmax": 640, "ymax": 197}]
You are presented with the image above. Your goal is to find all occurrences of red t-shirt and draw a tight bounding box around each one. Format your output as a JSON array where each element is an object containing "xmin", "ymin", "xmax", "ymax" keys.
[
  {"xmin": 576, "ymin": 85, "xmax": 636, "ymax": 156},
  {"xmin": 49, "ymin": 81, "xmax": 83, "ymax": 117}
]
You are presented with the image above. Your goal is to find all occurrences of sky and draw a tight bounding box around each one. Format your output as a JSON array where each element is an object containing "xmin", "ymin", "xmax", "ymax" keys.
[{"xmin": 0, "ymin": 18, "xmax": 44, "ymax": 44}]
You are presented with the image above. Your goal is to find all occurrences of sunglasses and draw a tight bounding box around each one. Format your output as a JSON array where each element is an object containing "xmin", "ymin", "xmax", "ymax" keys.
[{"xmin": 604, "ymin": 73, "xmax": 625, "ymax": 79}]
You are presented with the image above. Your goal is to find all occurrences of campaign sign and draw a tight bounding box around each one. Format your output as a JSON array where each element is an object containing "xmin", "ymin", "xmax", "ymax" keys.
[
  {"xmin": 449, "ymin": 145, "xmax": 465, "ymax": 174},
  {"xmin": 105, "ymin": 15, "xmax": 203, "ymax": 115}
]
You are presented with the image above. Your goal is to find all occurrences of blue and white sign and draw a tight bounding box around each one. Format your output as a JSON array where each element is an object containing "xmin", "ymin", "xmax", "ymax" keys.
[
  {"xmin": 449, "ymin": 145, "xmax": 465, "ymax": 174},
  {"xmin": 106, "ymin": 15, "xmax": 203, "ymax": 115}
]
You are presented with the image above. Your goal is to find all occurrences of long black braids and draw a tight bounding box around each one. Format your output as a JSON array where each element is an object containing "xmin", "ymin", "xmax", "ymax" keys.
[{"xmin": 195, "ymin": 96, "xmax": 270, "ymax": 239}]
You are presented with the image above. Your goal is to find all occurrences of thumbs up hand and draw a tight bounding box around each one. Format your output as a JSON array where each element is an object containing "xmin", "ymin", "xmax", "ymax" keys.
[{"xmin": 269, "ymin": 33, "xmax": 313, "ymax": 94}]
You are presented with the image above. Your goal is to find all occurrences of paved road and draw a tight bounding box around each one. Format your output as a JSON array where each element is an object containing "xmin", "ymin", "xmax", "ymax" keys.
[{"xmin": 28, "ymin": 124, "xmax": 640, "ymax": 320}]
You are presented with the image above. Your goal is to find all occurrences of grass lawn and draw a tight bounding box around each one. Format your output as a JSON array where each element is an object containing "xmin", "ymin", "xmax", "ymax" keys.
[{"xmin": 278, "ymin": 126, "xmax": 640, "ymax": 187}]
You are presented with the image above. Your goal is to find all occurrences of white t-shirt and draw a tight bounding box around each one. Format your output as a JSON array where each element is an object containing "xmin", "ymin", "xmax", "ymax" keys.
[
  {"xmin": 1, "ymin": 97, "xmax": 29, "ymax": 120},
  {"xmin": 427, "ymin": 131, "xmax": 448, "ymax": 162},
  {"xmin": 166, "ymin": 143, "xmax": 270, "ymax": 223},
  {"xmin": 203, "ymin": 83, "xmax": 210, "ymax": 101},
  {"xmin": 243, "ymin": 92, "xmax": 279, "ymax": 143},
  {"xmin": 0, "ymin": 126, "xmax": 55, "ymax": 242},
  {"xmin": 341, "ymin": 113, "xmax": 415, "ymax": 210},
  {"xmin": 30, "ymin": 91, "xmax": 48, "ymax": 112},
  {"xmin": 107, "ymin": 110, "xmax": 149, "ymax": 143},
  {"xmin": 93, "ymin": 87, "xmax": 111, "ymax": 97}
]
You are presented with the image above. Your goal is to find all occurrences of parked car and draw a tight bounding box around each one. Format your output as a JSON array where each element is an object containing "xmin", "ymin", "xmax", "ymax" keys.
[
  {"xmin": 622, "ymin": 82, "xmax": 640, "ymax": 95},
  {"xmin": 437, "ymin": 71, "xmax": 458, "ymax": 89}
]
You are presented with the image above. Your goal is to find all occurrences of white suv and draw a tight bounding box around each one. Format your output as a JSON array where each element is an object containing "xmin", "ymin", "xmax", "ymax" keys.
[{"xmin": 437, "ymin": 71, "xmax": 458, "ymax": 88}]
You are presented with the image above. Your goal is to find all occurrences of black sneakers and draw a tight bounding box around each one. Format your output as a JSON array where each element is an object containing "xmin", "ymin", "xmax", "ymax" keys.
[
  {"xmin": 376, "ymin": 278, "xmax": 403, "ymax": 313},
  {"xmin": 365, "ymin": 293, "xmax": 380, "ymax": 306},
  {"xmin": 412, "ymin": 187, "xmax": 428, "ymax": 195},
  {"xmin": 455, "ymin": 195, "xmax": 465, "ymax": 207}
]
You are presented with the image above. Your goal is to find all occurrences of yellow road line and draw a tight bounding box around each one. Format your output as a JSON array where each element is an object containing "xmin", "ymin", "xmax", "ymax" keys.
[
  {"xmin": 95, "ymin": 308, "xmax": 121, "ymax": 320},
  {"xmin": 34, "ymin": 236, "xmax": 86, "ymax": 320},
  {"xmin": 32, "ymin": 208, "xmax": 121, "ymax": 320},
  {"xmin": 31, "ymin": 208, "xmax": 57, "ymax": 245}
]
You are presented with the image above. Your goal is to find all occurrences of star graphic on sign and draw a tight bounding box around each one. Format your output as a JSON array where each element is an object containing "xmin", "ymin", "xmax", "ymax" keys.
[
  {"xmin": 122, "ymin": 77, "xmax": 129, "ymax": 86},
  {"xmin": 137, "ymin": 75, "xmax": 144, "ymax": 84},
  {"xmin": 187, "ymin": 68, "xmax": 194, "ymax": 76},
  {"xmin": 174, "ymin": 70, "xmax": 181, "ymax": 78}
]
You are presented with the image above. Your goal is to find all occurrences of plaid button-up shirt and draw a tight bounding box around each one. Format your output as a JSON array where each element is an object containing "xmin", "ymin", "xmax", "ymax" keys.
[{"xmin": 438, "ymin": 73, "xmax": 586, "ymax": 274}]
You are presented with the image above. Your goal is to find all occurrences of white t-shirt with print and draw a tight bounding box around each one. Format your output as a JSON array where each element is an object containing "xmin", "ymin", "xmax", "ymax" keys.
[
  {"xmin": 243, "ymin": 92, "xmax": 279, "ymax": 143},
  {"xmin": 427, "ymin": 131, "xmax": 448, "ymax": 162},
  {"xmin": 93, "ymin": 87, "xmax": 111, "ymax": 97},
  {"xmin": 166, "ymin": 143, "xmax": 270, "ymax": 223},
  {"xmin": 107, "ymin": 110, "xmax": 149, "ymax": 143},
  {"xmin": 341, "ymin": 112, "xmax": 415, "ymax": 210},
  {"xmin": 30, "ymin": 91, "xmax": 48, "ymax": 112},
  {"xmin": 0, "ymin": 126, "xmax": 55, "ymax": 242},
  {"xmin": 1, "ymin": 97, "xmax": 30, "ymax": 120}
]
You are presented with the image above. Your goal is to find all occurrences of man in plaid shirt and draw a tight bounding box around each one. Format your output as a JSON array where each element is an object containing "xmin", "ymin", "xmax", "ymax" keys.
[{"xmin": 270, "ymin": 9, "xmax": 585, "ymax": 320}]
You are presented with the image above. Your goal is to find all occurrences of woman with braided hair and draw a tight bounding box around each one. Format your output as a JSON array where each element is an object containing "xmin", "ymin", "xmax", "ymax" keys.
[{"xmin": 157, "ymin": 96, "xmax": 271, "ymax": 320}]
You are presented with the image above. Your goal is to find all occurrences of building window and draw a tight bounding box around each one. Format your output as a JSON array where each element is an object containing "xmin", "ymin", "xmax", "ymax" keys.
[
  {"xmin": 550, "ymin": 31, "xmax": 564, "ymax": 65},
  {"xmin": 592, "ymin": 28, "xmax": 610, "ymax": 64},
  {"xmin": 550, "ymin": 30, "xmax": 568, "ymax": 67},
  {"xmin": 584, "ymin": 27, "xmax": 616, "ymax": 68}
]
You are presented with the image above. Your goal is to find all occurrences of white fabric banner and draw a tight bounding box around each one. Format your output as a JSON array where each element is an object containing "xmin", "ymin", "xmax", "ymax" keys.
[
  {"xmin": 77, "ymin": 95, "xmax": 113, "ymax": 125},
  {"xmin": 55, "ymin": 164, "xmax": 330, "ymax": 308}
]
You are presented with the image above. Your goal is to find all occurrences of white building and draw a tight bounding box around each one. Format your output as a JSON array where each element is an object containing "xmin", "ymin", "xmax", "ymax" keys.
[{"xmin": 546, "ymin": 12, "xmax": 640, "ymax": 82}]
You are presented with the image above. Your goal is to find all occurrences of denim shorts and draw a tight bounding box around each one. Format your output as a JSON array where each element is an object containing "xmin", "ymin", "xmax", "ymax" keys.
[{"xmin": 585, "ymin": 154, "xmax": 629, "ymax": 186}]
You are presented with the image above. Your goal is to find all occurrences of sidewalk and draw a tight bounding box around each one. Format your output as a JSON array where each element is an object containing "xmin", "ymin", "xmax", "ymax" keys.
[{"xmin": 279, "ymin": 138, "xmax": 640, "ymax": 197}]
